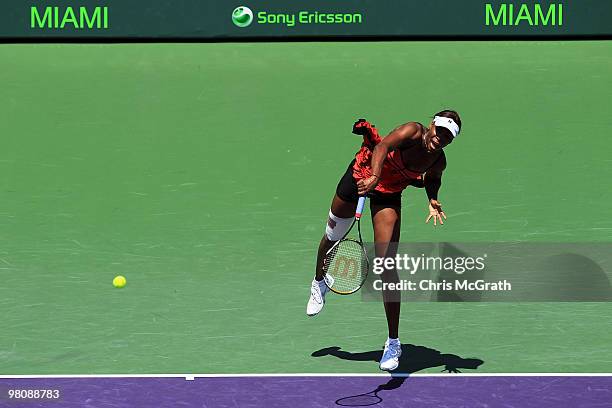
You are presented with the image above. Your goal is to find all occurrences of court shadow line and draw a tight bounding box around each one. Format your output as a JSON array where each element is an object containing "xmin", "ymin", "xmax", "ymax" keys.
[{"xmin": 312, "ymin": 344, "xmax": 484, "ymax": 406}]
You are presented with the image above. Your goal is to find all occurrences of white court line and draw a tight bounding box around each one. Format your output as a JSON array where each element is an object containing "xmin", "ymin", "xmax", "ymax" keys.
[{"xmin": 0, "ymin": 373, "xmax": 612, "ymax": 380}]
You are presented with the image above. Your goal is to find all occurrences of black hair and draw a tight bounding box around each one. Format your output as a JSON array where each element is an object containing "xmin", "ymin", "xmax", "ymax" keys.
[{"xmin": 433, "ymin": 109, "xmax": 462, "ymax": 141}]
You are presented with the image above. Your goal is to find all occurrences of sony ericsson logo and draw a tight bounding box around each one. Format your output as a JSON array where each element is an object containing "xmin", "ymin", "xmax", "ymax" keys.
[
  {"xmin": 232, "ymin": 6, "xmax": 254, "ymax": 28},
  {"xmin": 231, "ymin": 5, "xmax": 363, "ymax": 28}
]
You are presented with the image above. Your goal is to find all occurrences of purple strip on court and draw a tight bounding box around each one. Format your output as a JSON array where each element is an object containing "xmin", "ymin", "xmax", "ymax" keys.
[{"xmin": 0, "ymin": 376, "xmax": 611, "ymax": 408}]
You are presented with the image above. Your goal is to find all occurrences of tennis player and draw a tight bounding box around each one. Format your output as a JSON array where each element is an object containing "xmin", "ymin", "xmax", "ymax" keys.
[{"xmin": 306, "ymin": 110, "xmax": 462, "ymax": 371}]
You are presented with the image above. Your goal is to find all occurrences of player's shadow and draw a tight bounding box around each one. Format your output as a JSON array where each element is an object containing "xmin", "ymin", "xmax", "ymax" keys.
[{"xmin": 312, "ymin": 344, "xmax": 483, "ymax": 406}]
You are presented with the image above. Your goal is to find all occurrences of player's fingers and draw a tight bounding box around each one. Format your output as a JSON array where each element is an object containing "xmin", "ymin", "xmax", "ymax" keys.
[
  {"xmin": 441, "ymin": 211, "xmax": 447, "ymax": 219},
  {"xmin": 426, "ymin": 214, "xmax": 432, "ymax": 223},
  {"xmin": 438, "ymin": 214, "xmax": 444, "ymax": 225},
  {"xmin": 356, "ymin": 182, "xmax": 364, "ymax": 195},
  {"xmin": 433, "ymin": 215, "xmax": 437, "ymax": 226}
]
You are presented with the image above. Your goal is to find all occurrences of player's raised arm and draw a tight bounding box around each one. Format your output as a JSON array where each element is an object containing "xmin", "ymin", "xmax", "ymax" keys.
[
  {"xmin": 356, "ymin": 123, "xmax": 419, "ymax": 195},
  {"xmin": 424, "ymin": 153, "xmax": 447, "ymax": 226}
]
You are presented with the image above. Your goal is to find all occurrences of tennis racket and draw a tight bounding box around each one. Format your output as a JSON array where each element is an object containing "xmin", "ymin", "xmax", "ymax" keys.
[{"xmin": 323, "ymin": 195, "xmax": 369, "ymax": 295}]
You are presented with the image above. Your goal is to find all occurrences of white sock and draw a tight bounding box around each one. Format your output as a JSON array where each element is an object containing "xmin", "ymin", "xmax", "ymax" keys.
[{"xmin": 387, "ymin": 337, "xmax": 400, "ymax": 345}]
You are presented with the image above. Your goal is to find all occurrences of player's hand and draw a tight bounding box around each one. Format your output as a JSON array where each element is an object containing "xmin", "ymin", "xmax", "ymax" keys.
[
  {"xmin": 426, "ymin": 199, "xmax": 446, "ymax": 226},
  {"xmin": 352, "ymin": 119, "xmax": 371, "ymax": 135},
  {"xmin": 357, "ymin": 175, "xmax": 378, "ymax": 195}
]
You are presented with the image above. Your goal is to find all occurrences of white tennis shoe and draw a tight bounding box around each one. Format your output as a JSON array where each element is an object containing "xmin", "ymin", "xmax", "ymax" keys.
[
  {"xmin": 306, "ymin": 275, "xmax": 334, "ymax": 316},
  {"xmin": 379, "ymin": 339, "xmax": 402, "ymax": 371}
]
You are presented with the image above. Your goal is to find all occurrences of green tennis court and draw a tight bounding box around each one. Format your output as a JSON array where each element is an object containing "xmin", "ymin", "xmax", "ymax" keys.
[{"xmin": 0, "ymin": 41, "xmax": 611, "ymax": 375}]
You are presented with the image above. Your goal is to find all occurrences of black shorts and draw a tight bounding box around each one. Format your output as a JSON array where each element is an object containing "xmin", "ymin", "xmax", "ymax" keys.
[{"xmin": 335, "ymin": 160, "xmax": 402, "ymax": 207}]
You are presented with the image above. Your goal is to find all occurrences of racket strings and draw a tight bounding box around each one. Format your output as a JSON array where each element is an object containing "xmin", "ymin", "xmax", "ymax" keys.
[{"xmin": 324, "ymin": 239, "xmax": 368, "ymax": 294}]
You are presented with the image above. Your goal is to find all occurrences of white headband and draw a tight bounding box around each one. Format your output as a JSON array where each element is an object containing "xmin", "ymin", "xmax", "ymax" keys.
[{"xmin": 433, "ymin": 116, "xmax": 460, "ymax": 137}]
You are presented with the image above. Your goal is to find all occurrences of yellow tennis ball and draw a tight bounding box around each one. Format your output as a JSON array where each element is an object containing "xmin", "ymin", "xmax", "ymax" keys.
[{"xmin": 113, "ymin": 275, "xmax": 126, "ymax": 288}]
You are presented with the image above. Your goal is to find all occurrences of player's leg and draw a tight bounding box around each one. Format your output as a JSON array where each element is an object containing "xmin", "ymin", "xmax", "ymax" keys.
[
  {"xmin": 307, "ymin": 162, "xmax": 359, "ymax": 316},
  {"xmin": 371, "ymin": 200, "xmax": 402, "ymax": 370},
  {"xmin": 315, "ymin": 194, "xmax": 356, "ymax": 280},
  {"xmin": 307, "ymin": 194, "xmax": 356, "ymax": 316}
]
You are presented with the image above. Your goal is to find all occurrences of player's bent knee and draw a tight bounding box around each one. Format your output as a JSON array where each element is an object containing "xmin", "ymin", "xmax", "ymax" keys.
[{"xmin": 325, "ymin": 210, "xmax": 353, "ymax": 241}]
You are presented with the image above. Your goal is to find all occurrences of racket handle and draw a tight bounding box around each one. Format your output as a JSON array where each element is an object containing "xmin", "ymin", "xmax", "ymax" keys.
[{"xmin": 355, "ymin": 196, "xmax": 366, "ymax": 219}]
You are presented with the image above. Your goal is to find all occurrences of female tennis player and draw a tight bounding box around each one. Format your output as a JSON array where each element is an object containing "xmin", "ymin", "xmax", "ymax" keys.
[{"xmin": 306, "ymin": 110, "xmax": 462, "ymax": 371}]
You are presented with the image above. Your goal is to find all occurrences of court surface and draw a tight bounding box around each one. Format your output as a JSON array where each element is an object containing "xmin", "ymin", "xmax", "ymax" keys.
[
  {"xmin": 1, "ymin": 374, "xmax": 612, "ymax": 407},
  {"xmin": 0, "ymin": 42, "xmax": 611, "ymax": 403}
]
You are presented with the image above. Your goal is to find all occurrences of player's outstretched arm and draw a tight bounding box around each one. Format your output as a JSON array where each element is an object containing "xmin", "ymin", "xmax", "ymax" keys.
[{"xmin": 424, "ymin": 154, "xmax": 447, "ymax": 226}]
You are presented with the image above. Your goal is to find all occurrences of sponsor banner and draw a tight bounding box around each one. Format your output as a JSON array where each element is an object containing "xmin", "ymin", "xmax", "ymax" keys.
[{"xmin": 0, "ymin": 0, "xmax": 611, "ymax": 39}]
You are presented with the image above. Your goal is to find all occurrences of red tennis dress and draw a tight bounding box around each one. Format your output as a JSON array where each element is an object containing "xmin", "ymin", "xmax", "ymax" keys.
[{"xmin": 352, "ymin": 121, "xmax": 423, "ymax": 194}]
